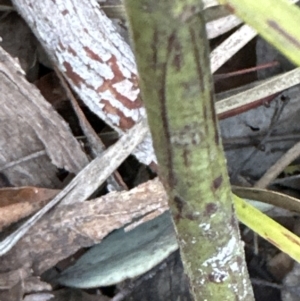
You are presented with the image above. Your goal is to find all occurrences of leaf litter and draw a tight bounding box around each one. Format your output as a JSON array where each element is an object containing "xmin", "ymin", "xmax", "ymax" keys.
[{"xmin": 1, "ymin": 1, "xmax": 300, "ymax": 300}]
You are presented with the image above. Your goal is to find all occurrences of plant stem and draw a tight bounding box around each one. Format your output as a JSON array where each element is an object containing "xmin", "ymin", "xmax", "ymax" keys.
[{"xmin": 124, "ymin": 0, "xmax": 254, "ymax": 300}]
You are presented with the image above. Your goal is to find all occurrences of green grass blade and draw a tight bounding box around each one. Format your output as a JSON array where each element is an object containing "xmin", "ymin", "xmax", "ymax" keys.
[
  {"xmin": 219, "ymin": 0, "xmax": 300, "ymax": 66},
  {"xmin": 234, "ymin": 194, "xmax": 300, "ymax": 262}
]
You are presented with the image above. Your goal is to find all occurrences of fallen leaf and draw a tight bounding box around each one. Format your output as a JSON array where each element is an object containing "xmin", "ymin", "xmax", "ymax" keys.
[
  {"xmin": 34, "ymin": 72, "xmax": 68, "ymax": 108},
  {"xmin": 0, "ymin": 266, "xmax": 31, "ymax": 290},
  {"xmin": 58, "ymin": 212, "xmax": 177, "ymax": 288},
  {"xmin": 0, "ymin": 186, "xmax": 59, "ymax": 231},
  {"xmin": 0, "ymin": 178, "xmax": 168, "ymax": 275},
  {"xmin": 0, "ymin": 46, "xmax": 89, "ymax": 190}
]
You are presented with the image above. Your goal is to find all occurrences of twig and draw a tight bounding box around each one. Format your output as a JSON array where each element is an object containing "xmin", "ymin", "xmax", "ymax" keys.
[
  {"xmin": 206, "ymin": 14, "xmax": 242, "ymax": 40},
  {"xmin": 214, "ymin": 61, "xmax": 279, "ymax": 81},
  {"xmin": 210, "ymin": 25, "xmax": 256, "ymax": 73},
  {"xmin": 255, "ymin": 140, "xmax": 300, "ymax": 188},
  {"xmin": 54, "ymin": 67, "xmax": 127, "ymax": 191},
  {"xmin": 250, "ymin": 278, "xmax": 282, "ymax": 290},
  {"xmin": 216, "ymin": 67, "xmax": 300, "ymax": 119},
  {"xmin": 0, "ymin": 150, "xmax": 46, "ymax": 172},
  {"xmin": 54, "ymin": 67, "xmax": 104, "ymax": 158},
  {"xmin": 210, "ymin": 0, "xmax": 299, "ymax": 73},
  {"xmin": 252, "ymin": 95, "xmax": 289, "ymax": 150},
  {"xmin": 251, "ymin": 277, "xmax": 300, "ymax": 298},
  {"xmin": 231, "ymin": 96, "xmax": 288, "ymax": 181},
  {"xmin": 223, "ymin": 133, "xmax": 300, "ymax": 150}
]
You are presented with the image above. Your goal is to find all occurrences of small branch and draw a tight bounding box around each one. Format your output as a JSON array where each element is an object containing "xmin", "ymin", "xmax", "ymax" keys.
[
  {"xmin": 206, "ymin": 14, "xmax": 242, "ymax": 39},
  {"xmin": 231, "ymin": 97, "xmax": 288, "ymax": 180},
  {"xmin": 0, "ymin": 150, "xmax": 46, "ymax": 172},
  {"xmin": 55, "ymin": 67, "xmax": 127, "ymax": 191},
  {"xmin": 210, "ymin": 25, "xmax": 257, "ymax": 73},
  {"xmin": 214, "ymin": 61, "xmax": 279, "ymax": 81},
  {"xmin": 216, "ymin": 67, "xmax": 300, "ymax": 119},
  {"xmin": 255, "ymin": 141, "xmax": 300, "ymax": 188}
]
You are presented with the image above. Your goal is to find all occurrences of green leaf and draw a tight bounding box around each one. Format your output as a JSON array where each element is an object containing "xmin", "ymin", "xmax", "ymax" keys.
[
  {"xmin": 58, "ymin": 190, "xmax": 300, "ymax": 288},
  {"xmin": 58, "ymin": 212, "xmax": 177, "ymax": 288},
  {"xmin": 234, "ymin": 194, "xmax": 300, "ymax": 263},
  {"xmin": 219, "ymin": 0, "xmax": 300, "ymax": 66}
]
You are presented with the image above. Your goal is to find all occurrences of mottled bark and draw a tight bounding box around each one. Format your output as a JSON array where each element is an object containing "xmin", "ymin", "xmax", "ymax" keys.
[
  {"xmin": 11, "ymin": 0, "xmax": 156, "ymax": 166},
  {"xmin": 10, "ymin": 0, "xmax": 262, "ymax": 169}
]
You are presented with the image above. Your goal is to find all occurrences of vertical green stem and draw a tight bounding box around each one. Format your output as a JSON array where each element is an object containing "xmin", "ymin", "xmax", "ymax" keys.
[{"xmin": 125, "ymin": 1, "xmax": 254, "ymax": 300}]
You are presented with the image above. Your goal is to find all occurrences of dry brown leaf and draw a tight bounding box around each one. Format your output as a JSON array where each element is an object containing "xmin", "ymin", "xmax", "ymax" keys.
[
  {"xmin": 34, "ymin": 72, "xmax": 68, "ymax": 108},
  {"xmin": 23, "ymin": 277, "xmax": 52, "ymax": 294},
  {"xmin": 268, "ymin": 252, "xmax": 294, "ymax": 281},
  {"xmin": 0, "ymin": 282, "xmax": 23, "ymax": 301},
  {"xmin": 0, "ymin": 178, "xmax": 168, "ymax": 277},
  {"xmin": 0, "ymin": 120, "xmax": 148, "ymax": 257},
  {"xmin": 0, "ymin": 46, "xmax": 89, "ymax": 189},
  {"xmin": 0, "ymin": 266, "xmax": 31, "ymax": 290},
  {"xmin": 0, "ymin": 270, "xmax": 52, "ymax": 301},
  {"xmin": 0, "ymin": 186, "xmax": 59, "ymax": 231}
]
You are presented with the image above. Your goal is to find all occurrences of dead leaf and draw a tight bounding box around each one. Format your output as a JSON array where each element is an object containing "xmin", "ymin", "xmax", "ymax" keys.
[
  {"xmin": 58, "ymin": 212, "xmax": 177, "ymax": 288},
  {"xmin": 23, "ymin": 277, "xmax": 52, "ymax": 294},
  {"xmin": 34, "ymin": 72, "xmax": 67, "ymax": 108},
  {"xmin": 0, "ymin": 186, "xmax": 59, "ymax": 207},
  {"xmin": 0, "ymin": 119, "xmax": 148, "ymax": 258},
  {"xmin": 0, "ymin": 282, "xmax": 23, "ymax": 301},
  {"xmin": 0, "ymin": 186, "xmax": 59, "ymax": 231},
  {"xmin": 0, "ymin": 178, "xmax": 168, "ymax": 276},
  {"xmin": 268, "ymin": 252, "xmax": 294, "ymax": 281},
  {"xmin": 0, "ymin": 266, "xmax": 31, "ymax": 290},
  {"xmin": 0, "ymin": 46, "xmax": 89, "ymax": 190}
]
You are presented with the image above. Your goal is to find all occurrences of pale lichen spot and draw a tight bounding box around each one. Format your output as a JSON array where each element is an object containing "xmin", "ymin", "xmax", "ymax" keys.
[
  {"xmin": 230, "ymin": 261, "xmax": 239, "ymax": 272},
  {"xmin": 180, "ymin": 239, "xmax": 187, "ymax": 245},
  {"xmin": 209, "ymin": 269, "xmax": 228, "ymax": 283},
  {"xmin": 199, "ymin": 223, "xmax": 210, "ymax": 231},
  {"xmin": 202, "ymin": 236, "xmax": 237, "ymax": 267},
  {"xmin": 170, "ymin": 126, "xmax": 203, "ymax": 146},
  {"xmin": 197, "ymin": 276, "xmax": 205, "ymax": 285},
  {"xmin": 171, "ymin": 132, "xmax": 201, "ymax": 146}
]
